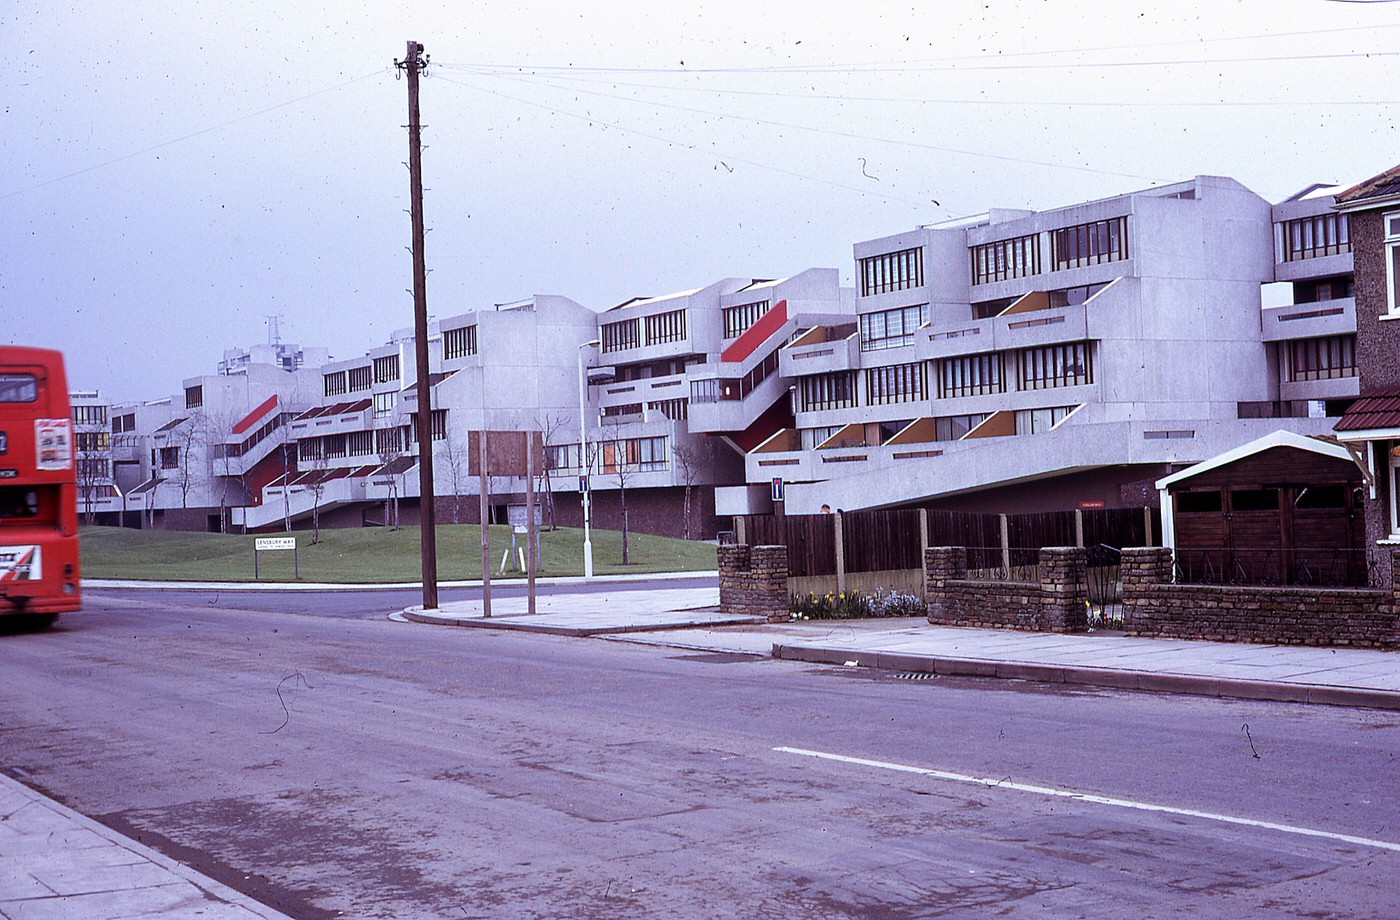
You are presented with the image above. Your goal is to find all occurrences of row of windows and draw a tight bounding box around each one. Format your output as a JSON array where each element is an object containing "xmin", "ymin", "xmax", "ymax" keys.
[
  {"xmin": 545, "ymin": 438, "xmax": 670, "ymax": 474},
  {"xmin": 644, "ymin": 309, "xmax": 687, "ymax": 345},
  {"xmin": 797, "ymin": 343, "xmax": 1092, "ymax": 408},
  {"xmin": 1286, "ymin": 335, "xmax": 1356, "ymax": 382},
  {"xmin": 648, "ymin": 398, "xmax": 689, "ymax": 421},
  {"xmin": 859, "ymin": 304, "xmax": 928, "ymax": 351},
  {"xmin": 689, "ymin": 348, "xmax": 781, "ymax": 404},
  {"xmin": 76, "ymin": 431, "xmax": 110, "ymax": 452},
  {"xmin": 406, "ymin": 409, "xmax": 448, "ymax": 442},
  {"xmin": 601, "ymin": 435, "xmax": 668, "ymax": 473},
  {"xmin": 970, "ymin": 234, "xmax": 1040, "ymax": 285},
  {"xmin": 865, "ymin": 363, "xmax": 927, "ymax": 406},
  {"xmin": 1051, "ymin": 217, "xmax": 1128, "ymax": 270},
  {"xmin": 722, "ymin": 300, "xmax": 769, "ymax": 339},
  {"xmin": 1281, "ymin": 213, "xmax": 1350, "ymax": 262},
  {"xmin": 859, "ymin": 247, "xmax": 924, "ymax": 296},
  {"xmin": 73, "ymin": 404, "xmax": 108, "ymax": 426},
  {"xmin": 797, "ymin": 371, "xmax": 856, "ymax": 412},
  {"xmin": 326, "ymin": 366, "xmax": 375, "ymax": 395},
  {"xmin": 111, "ymin": 412, "xmax": 136, "ymax": 433},
  {"xmin": 373, "ymin": 354, "xmax": 400, "ymax": 384},
  {"xmin": 443, "ymin": 324, "xmax": 478, "ymax": 360}
]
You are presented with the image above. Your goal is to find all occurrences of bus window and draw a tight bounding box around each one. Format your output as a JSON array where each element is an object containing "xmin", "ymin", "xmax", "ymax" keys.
[
  {"xmin": 0, "ymin": 487, "xmax": 41, "ymax": 519},
  {"xmin": 0, "ymin": 373, "xmax": 37, "ymax": 403}
]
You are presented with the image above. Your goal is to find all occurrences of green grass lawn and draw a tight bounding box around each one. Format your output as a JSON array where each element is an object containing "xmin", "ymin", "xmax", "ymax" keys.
[{"xmin": 79, "ymin": 524, "xmax": 717, "ymax": 583}]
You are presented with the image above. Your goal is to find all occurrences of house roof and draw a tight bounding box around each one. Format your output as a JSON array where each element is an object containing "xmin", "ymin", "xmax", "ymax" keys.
[
  {"xmin": 1154, "ymin": 430, "xmax": 1352, "ymax": 491},
  {"xmin": 1334, "ymin": 163, "xmax": 1400, "ymax": 210},
  {"xmin": 1334, "ymin": 389, "xmax": 1400, "ymax": 433}
]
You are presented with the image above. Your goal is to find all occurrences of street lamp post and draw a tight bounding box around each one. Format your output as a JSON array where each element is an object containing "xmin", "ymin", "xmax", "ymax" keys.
[{"xmin": 578, "ymin": 340, "xmax": 601, "ymax": 579}]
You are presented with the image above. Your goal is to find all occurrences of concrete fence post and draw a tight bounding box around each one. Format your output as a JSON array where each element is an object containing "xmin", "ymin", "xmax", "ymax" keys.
[{"xmin": 834, "ymin": 512, "xmax": 846, "ymax": 595}]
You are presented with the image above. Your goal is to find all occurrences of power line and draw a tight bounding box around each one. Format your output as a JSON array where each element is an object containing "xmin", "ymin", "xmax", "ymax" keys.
[
  {"xmin": 444, "ymin": 64, "xmax": 1399, "ymax": 109},
  {"xmin": 447, "ymin": 69, "xmax": 1173, "ymax": 185},
  {"xmin": 430, "ymin": 73, "xmax": 944, "ymax": 210},
  {"xmin": 1, "ymin": 69, "xmax": 390, "ymax": 201}
]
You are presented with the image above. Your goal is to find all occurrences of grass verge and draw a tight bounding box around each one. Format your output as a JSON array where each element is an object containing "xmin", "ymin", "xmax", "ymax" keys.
[{"xmin": 79, "ymin": 524, "xmax": 717, "ymax": 583}]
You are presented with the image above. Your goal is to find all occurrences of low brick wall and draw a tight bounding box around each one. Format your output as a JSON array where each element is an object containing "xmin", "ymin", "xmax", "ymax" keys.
[
  {"xmin": 718, "ymin": 544, "xmax": 789, "ymax": 623},
  {"xmin": 1121, "ymin": 547, "xmax": 1400, "ymax": 648},
  {"xmin": 924, "ymin": 546, "xmax": 1089, "ymax": 633}
]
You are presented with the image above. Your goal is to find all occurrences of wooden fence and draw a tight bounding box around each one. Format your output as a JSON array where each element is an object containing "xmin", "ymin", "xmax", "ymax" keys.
[{"xmin": 736, "ymin": 506, "xmax": 1160, "ymax": 595}]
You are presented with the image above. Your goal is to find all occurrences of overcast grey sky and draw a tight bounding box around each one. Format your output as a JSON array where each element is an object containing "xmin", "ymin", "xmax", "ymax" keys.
[{"xmin": 3, "ymin": 0, "xmax": 1397, "ymax": 401}]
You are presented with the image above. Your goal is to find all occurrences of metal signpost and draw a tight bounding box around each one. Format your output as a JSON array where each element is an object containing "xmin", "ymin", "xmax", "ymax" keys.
[{"xmin": 253, "ymin": 536, "xmax": 297, "ymax": 579}]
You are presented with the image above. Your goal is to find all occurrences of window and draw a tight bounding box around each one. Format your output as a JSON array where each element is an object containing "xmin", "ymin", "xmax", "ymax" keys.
[
  {"xmin": 859, "ymin": 304, "xmax": 928, "ymax": 351},
  {"xmin": 78, "ymin": 458, "xmax": 110, "ymax": 481},
  {"xmin": 865, "ymin": 363, "xmax": 927, "ymax": 405},
  {"xmin": 644, "ymin": 309, "xmax": 687, "ymax": 345},
  {"xmin": 1387, "ymin": 212, "xmax": 1400, "ymax": 317},
  {"xmin": 348, "ymin": 430, "xmax": 374, "ymax": 456},
  {"xmin": 373, "ymin": 391, "xmax": 397, "ymax": 417},
  {"xmin": 184, "ymin": 385, "xmax": 203, "ymax": 409},
  {"xmin": 647, "ymin": 398, "xmax": 688, "ymax": 421},
  {"xmin": 407, "ymin": 409, "xmax": 448, "ymax": 441},
  {"xmin": 1281, "ymin": 212, "xmax": 1350, "ymax": 262},
  {"xmin": 723, "ymin": 300, "xmax": 769, "ymax": 338},
  {"xmin": 1051, "ymin": 216, "xmax": 1128, "ymax": 270},
  {"xmin": 0, "ymin": 374, "xmax": 37, "ymax": 403},
  {"xmin": 443, "ymin": 324, "xmax": 477, "ymax": 359},
  {"xmin": 797, "ymin": 372, "xmax": 856, "ymax": 411},
  {"xmin": 600, "ymin": 436, "xmax": 668, "ymax": 473},
  {"xmin": 158, "ymin": 446, "xmax": 180, "ymax": 470},
  {"xmin": 1015, "ymin": 405, "xmax": 1074, "ymax": 434},
  {"xmin": 373, "ymin": 354, "xmax": 400, "ymax": 384},
  {"xmin": 939, "ymin": 353, "xmax": 1004, "ymax": 398},
  {"xmin": 601, "ymin": 318, "xmax": 640, "ymax": 353},
  {"xmin": 374, "ymin": 427, "xmax": 405, "ymax": 455},
  {"xmin": 801, "ymin": 426, "xmax": 842, "ymax": 450},
  {"xmin": 348, "ymin": 366, "xmax": 372, "ymax": 391},
  {"xmin": 970, "ymin": 234, "xmax": 1040, "ymax": 285},
  {"xmin": 935, "ymin": 413, "xmax": 988, "ymax": 441},
  {"xmin": 324, "ymin": 370, "xmax": 348, "ymax": 397},
  {"xmin": 73, "ymin": 404, "xmax": 108, "ymax": 425},
  {"xmin": 548, "ymin": 442, "xmax": 582, "ymax": 474},
  {"xmin": 76, "ymin": 432, "xmax": 110, "ymax": 452},
  {"xmin": 602, "ymin": 403, "xmax": 643, "ymax": 418},
  {"xmin": 1389, "ymin": 442, "xmax": 1400, "ymax": 538},
  {"xmin": 1048, "ymin": 282, "xmax": 1109, "ymax": 308},
  {"xmin": 1287, "ymin": 335, "xmax": 1356, "ymax": 382},
  {"xmin": 1017, "ymin": 342, "xmax": 1092, "ymax": 390},
  {"xmin": 1176, "ymin": 490, "xmax": 1222, "ymax": 513},
  {"xmin": 112, "ymin": 413, "xmax": 135, "ymax": 433},
  {"xmin": 859, "ymin": 247, "xmax": 924, "ymax": 296}
]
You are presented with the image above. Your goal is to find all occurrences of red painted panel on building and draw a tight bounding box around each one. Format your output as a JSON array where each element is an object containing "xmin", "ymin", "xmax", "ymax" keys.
[
  {"xmin": 720, "ymin": 299, "xmax": 787, "ymax": 364},
  {"xmin": 232, "ymin": 395, "xmax": 279, "ymax": 435}
]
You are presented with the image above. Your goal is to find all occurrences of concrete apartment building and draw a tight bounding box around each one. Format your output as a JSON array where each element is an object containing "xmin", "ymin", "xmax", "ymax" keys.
[
  {"xmin": 72, "ymin": 171, "xmax": 1373, "ymax": 539},
  {"xmin": 735, "ymin": 175, "xmax": 1358, "ymax": 517}
]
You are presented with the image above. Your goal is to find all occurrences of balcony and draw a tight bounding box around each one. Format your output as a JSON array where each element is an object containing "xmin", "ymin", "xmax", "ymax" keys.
[
  {"xmin": 780, "ymin": 324, "xmax": 859, "ymax": 377},
  {"xmin": 1261, "ymin": 297, "xmax": 1356, "ymax": 343}
]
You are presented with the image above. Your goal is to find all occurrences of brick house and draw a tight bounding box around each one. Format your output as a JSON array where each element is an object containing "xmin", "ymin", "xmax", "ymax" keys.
[{"xmin": 1333, "ymin": 165, "xmax": 1400, "ymax": 587}]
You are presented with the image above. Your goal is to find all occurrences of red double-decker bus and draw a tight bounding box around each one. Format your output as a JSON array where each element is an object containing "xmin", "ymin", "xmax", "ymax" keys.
[{"xmin": 0, "ymin": 346, "xmax": 80, "ymax": 626}]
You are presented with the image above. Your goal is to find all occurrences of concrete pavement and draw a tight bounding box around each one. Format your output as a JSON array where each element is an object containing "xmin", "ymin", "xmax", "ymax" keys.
[
  {"xmin": 0, "ymin": 772, "xmax": 291, "ymax": 920},
  {"xmin": 400, "ymin": 584, "xmax": 1400, "ymax": 711}
]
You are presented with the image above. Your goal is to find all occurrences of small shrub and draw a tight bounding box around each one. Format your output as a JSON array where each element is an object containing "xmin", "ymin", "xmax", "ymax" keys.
[{"xmin": 788, "ymin": 587, "xmax": 924, "ymax": 620}]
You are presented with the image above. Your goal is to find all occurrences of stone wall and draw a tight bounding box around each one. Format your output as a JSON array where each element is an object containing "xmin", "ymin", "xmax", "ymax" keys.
[
  {"xmin": 718, "ymin": 544, "xmax": 789, "ymax": 623},
  {"xmin": 1120, "ymin": 547, "xmax": 1400, "ymax": 648},
  {"xmin": 924, "ymin": 546, "xmax": 1089, "ymax": 633}
]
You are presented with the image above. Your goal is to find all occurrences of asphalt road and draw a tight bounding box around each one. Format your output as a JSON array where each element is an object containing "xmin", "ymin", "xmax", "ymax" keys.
[{"xmin": 2, "ymin": 589, "xmax": 1398, "ymax": 918}]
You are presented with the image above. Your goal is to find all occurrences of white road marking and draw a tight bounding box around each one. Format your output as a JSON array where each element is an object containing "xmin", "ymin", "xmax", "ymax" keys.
[{"xmin": 774, "ymin": 746, "xmax": 1400, "ymax": 853}]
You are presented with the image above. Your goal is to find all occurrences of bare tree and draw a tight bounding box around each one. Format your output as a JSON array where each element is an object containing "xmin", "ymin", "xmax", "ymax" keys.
[
  {"xmin": 301, "ymin": 439, "xmax": 331, "ymax": 544},
  {"xmin": 376, "ymin": 424, "xmax": 406, "ymax": 530},
  {"xmin": 534, "ymin": 411, "xmax": 570, "ymax": 531},
  {"xmin": 439, "ymin": 423, "xmax": 470, "ymax": 525},
  {"xmin": 673, "ymin": 441, "xmax": 703, "ymax": 541},
  {"xmin": 599, "ymin": 418, "xmax": 636, "ymax": 565}
]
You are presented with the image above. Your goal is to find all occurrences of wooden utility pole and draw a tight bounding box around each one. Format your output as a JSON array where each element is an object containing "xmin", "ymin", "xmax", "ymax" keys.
[{"xmin": 398, "ymin": 40, "xmax": 438, "ymax": 610}]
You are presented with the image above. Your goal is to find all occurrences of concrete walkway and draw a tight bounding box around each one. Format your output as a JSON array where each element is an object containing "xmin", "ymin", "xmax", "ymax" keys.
[
  {"xmin": 400, "ymin": 585, "xmax": 1400, "ymax": 711},
  {"xmin": 0, "ymin": 772, "xmax": 291, "ymax": 920}
]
